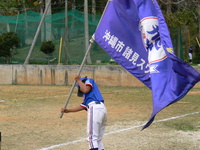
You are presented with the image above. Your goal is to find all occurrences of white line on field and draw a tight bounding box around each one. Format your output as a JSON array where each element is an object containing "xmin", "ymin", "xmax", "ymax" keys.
[{"xmin": 37, "ymin": 111, "xmax": 200, "ymax": 150}]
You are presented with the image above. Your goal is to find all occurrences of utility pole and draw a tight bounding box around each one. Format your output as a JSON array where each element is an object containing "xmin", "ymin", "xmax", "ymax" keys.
[
  {"xmin": 84, "ymin": 0, "xmax": 92, "ymax": 64},
  {"xmin": 24, "ymin": 0, "xmax": 51, "ymax": 64}
]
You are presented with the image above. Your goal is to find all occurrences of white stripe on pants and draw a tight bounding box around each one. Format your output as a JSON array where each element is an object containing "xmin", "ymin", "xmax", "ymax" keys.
[{"xmin": 87, "ymin": 102, "xmax": 107, "ymax": 149}]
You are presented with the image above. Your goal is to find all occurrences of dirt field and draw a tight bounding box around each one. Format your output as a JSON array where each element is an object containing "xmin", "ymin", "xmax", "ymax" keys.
[{"xmin": 0, "ymin": 85, "xmax": 200, "ymax": 150}]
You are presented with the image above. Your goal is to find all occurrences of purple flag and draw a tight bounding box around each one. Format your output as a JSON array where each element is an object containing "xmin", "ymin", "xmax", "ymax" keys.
[{"xmin": 94, "ymin": 0, "xmax": 200, "ymax": 130}]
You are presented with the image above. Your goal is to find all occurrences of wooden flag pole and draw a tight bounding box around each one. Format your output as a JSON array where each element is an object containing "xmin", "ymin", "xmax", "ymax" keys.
[{"xmin": 60, "ymin": 37, "xmax": 94, "ymax": 118}]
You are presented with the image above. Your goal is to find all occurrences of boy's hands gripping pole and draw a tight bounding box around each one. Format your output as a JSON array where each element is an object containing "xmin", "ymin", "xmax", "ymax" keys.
[{"xmin": 60, "ymin": 37, "xmax": 94, "ymax": 118}]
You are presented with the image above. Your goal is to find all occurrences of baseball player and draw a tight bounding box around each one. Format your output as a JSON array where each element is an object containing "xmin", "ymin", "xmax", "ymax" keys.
[
  {"xmin": 188, "ymin": 45, "xmax": 194, "ymax": 64},
  {"xmin": 61, "ymin": 75, "xmax": 107, "ymax": 150}
]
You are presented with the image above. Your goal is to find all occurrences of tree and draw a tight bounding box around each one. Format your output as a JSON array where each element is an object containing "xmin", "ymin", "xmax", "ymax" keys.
[
  {"xmin": 158, "ymin": 0, "xmax": 199, "ymax": 61},
  {"xmin": 0, "ymin": 32, "xmax": 20, "ymax": 63},
  {"xmin": 40, "ymin": 40, "xmax": 56, "ymax": 64},
  {"xmin": 193, "ymin": 45, "xmax": 200, "ymax": 64}
]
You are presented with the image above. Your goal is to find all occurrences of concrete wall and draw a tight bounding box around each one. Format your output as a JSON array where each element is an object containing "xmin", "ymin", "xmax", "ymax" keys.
[{"xmin": 0, "ymin": 65, "xmax": 199, "ymax": 88}]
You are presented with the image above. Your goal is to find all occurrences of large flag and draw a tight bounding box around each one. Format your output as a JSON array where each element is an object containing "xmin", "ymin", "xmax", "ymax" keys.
[{"xmin": 94, "ymin": 0, "xmax": 200, "ymax": 130}]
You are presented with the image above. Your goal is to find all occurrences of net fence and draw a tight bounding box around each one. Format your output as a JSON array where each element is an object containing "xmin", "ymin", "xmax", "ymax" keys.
[
  {"xmin": 0, "ymin": 9, "xmax": 111, "ymax": 64},
  {"xmin": 0, "ymin": 9, "xmax": 182, "ymax": 64}
]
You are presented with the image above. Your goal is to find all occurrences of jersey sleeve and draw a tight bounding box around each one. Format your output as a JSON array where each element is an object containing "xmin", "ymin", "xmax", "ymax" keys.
[
  {"xmin": 80, "ymin": 102, "xmax": 87, "ymax": 110},
  {"xmin": 85, "ymin": 79, "xmax": 93, "ymax": 88}
]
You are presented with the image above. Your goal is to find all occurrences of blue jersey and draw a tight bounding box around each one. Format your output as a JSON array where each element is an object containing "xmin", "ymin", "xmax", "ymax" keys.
[{"xmin": 80, "ymin": 78, "xmax": 104, "ymax": 109}]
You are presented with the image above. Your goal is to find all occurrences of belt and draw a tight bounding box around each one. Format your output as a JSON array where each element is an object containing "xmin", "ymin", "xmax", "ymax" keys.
[{"xmin": 87, "ymin": 101, "xmax": 104, "ymax": 108}]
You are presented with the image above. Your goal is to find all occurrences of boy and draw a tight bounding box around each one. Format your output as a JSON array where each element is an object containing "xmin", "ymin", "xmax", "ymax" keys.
[{"xmin": 61, "ymin": 75, "xmax": 107, "ymax": 150}]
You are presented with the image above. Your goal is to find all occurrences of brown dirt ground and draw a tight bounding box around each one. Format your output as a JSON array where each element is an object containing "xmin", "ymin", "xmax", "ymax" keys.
[{"xmin": 0, "ymin": 85, "xmax": 200, "ymax": 150}]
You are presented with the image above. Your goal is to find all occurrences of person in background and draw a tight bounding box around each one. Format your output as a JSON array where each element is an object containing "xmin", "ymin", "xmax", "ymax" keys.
[
  {"xmin": 189, "ymin": 45, "xmax": 194, "ymax": 64},
  {"xmin": 61, "ymin": 75, "xmax": 107, "ymax": 150}
]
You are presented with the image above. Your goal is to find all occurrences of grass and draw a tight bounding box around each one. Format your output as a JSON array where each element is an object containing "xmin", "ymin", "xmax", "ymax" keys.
[{"xmin": 164, "ymin": 120, "xmax": 200, "ymax": 131}]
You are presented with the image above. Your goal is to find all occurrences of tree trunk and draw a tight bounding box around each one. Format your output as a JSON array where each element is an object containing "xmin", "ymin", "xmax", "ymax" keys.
[
  {"xmin": 23, "ymin": 0, "xmax": 27, "ymax": 46},
  {"xmin": 45, "ymin": 0, "xmax": 52, "ymax": 41},
  {"xmin": 167, "ymin": 0, "xmax": 172, "ymax": 13},
  {"xmin": 84, "ymin": 0, "xmax": 92, "ymax": 64},
  {"xmin": 92, "ymin": 0, "xmax": 96, "ymax": 21},
  {"xmin": 65, "ymin": 0, "xmax": 68, "ymax": 64},
  {"xmin": 198, "ymin": 1, "xmax": 200, "ymax": 41},
  {"xmin": 72, "ymin": 0, "xmax": 76, "ymax": 9},
  {"xmin": 40, "ymin": 0, "xmax": 45, "ymax": 42}
]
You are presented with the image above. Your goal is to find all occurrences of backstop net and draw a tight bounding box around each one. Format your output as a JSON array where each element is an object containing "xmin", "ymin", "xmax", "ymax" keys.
[
  {"xmin": 0, "ymin": 9, "xmax": 182, "ymax": 64},
  {"xmin": 0, "ymin": 9, "xmax": 112, "ymax": 64}
]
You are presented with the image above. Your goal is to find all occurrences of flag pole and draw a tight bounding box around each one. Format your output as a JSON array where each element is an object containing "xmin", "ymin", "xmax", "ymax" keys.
[
  {"xmin": 60, "ymin": 0, "xmax": 111, "ymax": 118},
  {"xmin": 60, "ymin": 37, "xmax": 94, "ymax": 118}
]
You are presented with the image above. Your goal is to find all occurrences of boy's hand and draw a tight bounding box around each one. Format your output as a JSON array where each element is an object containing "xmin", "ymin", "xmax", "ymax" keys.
[
  {"xmin": 74, "ymin": 75, "xmax": 81, "ymax": 82},
  {"xmin": 61, "ymin": 108, "xmax": 70, "ymax": 113}
]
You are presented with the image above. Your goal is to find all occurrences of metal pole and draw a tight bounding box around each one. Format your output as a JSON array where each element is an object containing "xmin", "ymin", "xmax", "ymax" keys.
[
  {"xmin": 15, "ymin": 11, "xmax": 19, "ymax": 32},
  {"xmin": 60, "ymin": 37, "xmax": 94, "ymax": 118},
  {"xmin": 24, "ymin": 0, "xmax": 51, "ymax": 65}
]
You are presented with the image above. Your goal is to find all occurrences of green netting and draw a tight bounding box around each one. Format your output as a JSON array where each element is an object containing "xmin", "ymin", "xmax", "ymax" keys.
[
  {"xmin": 0, "ymin": 9, "xmax": 183, "ymax": 64},
  {"xmin": 170, "ymin": 28, "xmax": 183, "ymax": 60},
  {"xmin": 0, "ymin": 9, "xmax": 111, "ymax": 64}
]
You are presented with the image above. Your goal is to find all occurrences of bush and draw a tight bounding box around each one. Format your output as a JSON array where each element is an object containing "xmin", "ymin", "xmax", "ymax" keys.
[
  {"xmin": 0, "ymin": 32, "xmax": 20, "ymax": 63},
  {"xmin": 193, "ymin": 46, "xmax": 200, "ymax": 64},
  {"xmin": 40, "ymin": 40, "xmax": 56, "ymax": 64}
]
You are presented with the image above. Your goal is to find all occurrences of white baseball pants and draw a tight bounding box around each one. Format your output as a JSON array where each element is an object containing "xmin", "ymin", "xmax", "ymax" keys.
[{"xmin": 87, "ymin": 102, "xmax": 107, "ymax": 150}]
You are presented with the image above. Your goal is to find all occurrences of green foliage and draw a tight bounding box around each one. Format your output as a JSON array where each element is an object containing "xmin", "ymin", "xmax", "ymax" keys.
[
  {"xmin": 0, "ymin": 39, "xmax": 10, "ymax": 57},
  {"xmin": 164, "ymin": 8, "xmax": 197, "ymax": 30},
  {"xmin": 40, "ymin": 40, "xmax": 56, "ymax": 64},
  {"xmin": 1, "ymin": 31, "xmax": 20, "ymax": 48},
  {"xmin": 40, "ymin": 40, "xmax": 56, "ymax": 55},
  {"xmin": 164, "ymin": 120, "xmax": 199, "ymax": 131},
  {"xmin": 0, "ymin": 1, "xmax": 199, "ymax": 64},
  {"xmin": 0, "ymin": 31, "xmax": 20, "ymax": 63},
  {"xmin": 193, "ymin": 46, "xmax": 200, "ymax": 64}
]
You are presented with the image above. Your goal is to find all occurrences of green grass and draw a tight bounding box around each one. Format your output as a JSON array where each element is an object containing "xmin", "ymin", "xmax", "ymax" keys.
[{"xmin": 163, "ymin": 120, "xmax": 200, "ymax": 131}]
